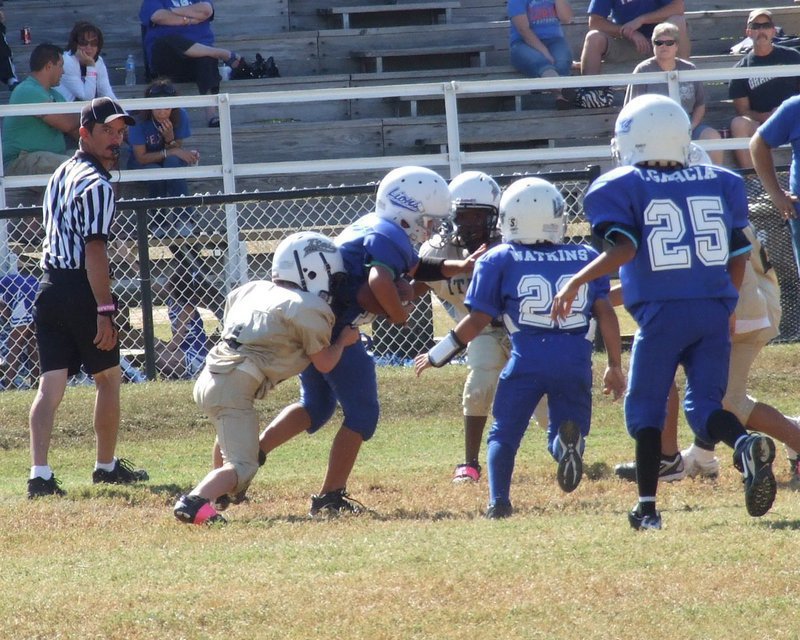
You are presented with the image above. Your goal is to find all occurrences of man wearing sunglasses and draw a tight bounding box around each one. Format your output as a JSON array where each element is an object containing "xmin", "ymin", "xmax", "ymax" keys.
[{"xmin": 729, "ymin": 9, "xmax": 800, "ymax": 169}]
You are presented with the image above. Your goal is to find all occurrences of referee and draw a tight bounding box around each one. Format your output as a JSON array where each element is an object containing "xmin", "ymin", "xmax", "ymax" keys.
[{"xmin": 27, "ymin": 97, "xmax": 149, "ymax": 498}]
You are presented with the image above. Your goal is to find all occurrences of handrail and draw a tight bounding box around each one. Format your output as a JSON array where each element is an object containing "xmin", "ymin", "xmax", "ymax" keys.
[{"xmin": 1, "ymin": 63, "xmax": 797, "ymax": 197}]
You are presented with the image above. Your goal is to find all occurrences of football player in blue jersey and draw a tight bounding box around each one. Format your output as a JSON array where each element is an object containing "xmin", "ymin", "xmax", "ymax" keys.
[
  {"xmin": 415, "ymin": 177, "xmax": 625, "ymax": 519},
  {"xmin": 552, "ymin": 94, "xmax": 778, "ymax": 530},
  {"xmin": 238, "ymin": 166, "xmax": 484, "ymax": 516}
]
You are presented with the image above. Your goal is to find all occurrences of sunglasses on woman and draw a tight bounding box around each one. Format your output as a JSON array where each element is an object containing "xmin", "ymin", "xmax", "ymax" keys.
[{"xmin": 653, "ymin": 39, "xmax": 677, "ymax": 47}]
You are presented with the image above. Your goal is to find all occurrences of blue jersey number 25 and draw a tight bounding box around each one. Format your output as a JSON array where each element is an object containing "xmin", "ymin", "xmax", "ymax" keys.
[{"xmin": 645, "ymin": 197, "xmax": 728, "ymax": 271}]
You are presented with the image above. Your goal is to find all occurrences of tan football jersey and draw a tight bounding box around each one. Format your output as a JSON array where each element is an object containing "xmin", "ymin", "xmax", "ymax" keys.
[
  {"xmin": 205, "ymin": 280, "xmax": 334, "ymax": 391},
  {"xmin": 418, "ymin": 235, "xmax": 473, "ymax": 322}
]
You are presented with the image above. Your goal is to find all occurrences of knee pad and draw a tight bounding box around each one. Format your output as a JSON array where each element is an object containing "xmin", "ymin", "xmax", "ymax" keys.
[{"xmin": 463, "ymin": 366, "xmax": 501, "ymax": 416}]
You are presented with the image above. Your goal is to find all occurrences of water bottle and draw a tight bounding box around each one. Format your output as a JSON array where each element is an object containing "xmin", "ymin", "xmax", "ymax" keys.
[{"xmin": 125, "ymin": 54, "xmax": 136, "ymax": 86}]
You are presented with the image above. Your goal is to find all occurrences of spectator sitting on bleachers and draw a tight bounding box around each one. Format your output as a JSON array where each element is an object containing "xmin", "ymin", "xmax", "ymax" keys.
[
  {"xmin": 729, "ymin": 9, "xmax": 800, "ymax": 169},
  {"xmin": 625, "ymin": 22, "xmax": 723, "ymax": 164},
  {"xmin": 139, "ymin": 0, "xmax": 247, "ymax": 128},
  {"xmin": 576, "ymin": 0, "xmax": 689, "ymax": 109},
  {"xmin": 55, "ymin": 22, "xmax": 117, "ymax": 102},
  {"xmin": 127, "ymin": 78, "xmax": 199, "ymax": 237},
  {"xmin": 0, "ymin": 10, "xmax": 20, "ymax": 91},
  {"xmin": 508, "ymin": 0, "xmax": 575, "ymax": 108},
  {"xmin": 2, "ymin": 43, "xmax": 79, "ymax": 177}
]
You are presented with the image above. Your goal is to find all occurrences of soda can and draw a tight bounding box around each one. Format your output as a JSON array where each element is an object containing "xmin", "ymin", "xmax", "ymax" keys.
[{"xmin": 20, "ymin": 27, "xmax": 32, "ymax": 45}]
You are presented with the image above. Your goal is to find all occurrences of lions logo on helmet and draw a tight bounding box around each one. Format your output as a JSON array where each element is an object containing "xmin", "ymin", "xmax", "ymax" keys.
[
  {"xmin": 375, "ymin": 166, "xmax": 451, "ymax": 244},
  {"xmin": 498, "ymin": 177, "xmax": 566, "ymax": 245},
  {"xmin": 271, "ymin": 231, "xmax": 345, "ymax": 303},
  {"xmin": 611, "ymin": 94, "xmax": 691, "ymax": 167}
]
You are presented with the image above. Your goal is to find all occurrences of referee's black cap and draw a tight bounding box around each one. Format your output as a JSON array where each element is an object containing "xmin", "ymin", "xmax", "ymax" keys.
[{"xmin": 81, "ymin": 97, "xmax": 135, "ymax": 128}]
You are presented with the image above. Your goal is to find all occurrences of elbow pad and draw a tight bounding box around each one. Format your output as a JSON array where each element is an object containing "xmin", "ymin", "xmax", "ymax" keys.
[{"xmin": 427, "ymin": 330, "xmax": 466, "ymax": 367}]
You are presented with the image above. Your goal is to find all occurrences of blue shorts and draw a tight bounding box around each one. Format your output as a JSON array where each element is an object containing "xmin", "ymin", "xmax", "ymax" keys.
[
  {"xmin": 489, "ymin": 333, "xmax": 593, "ymax": 453},
  {"xmin": 625, "ymin": 298, "xmax": 732, "ymax": 441},
  {"xmin": 299, "ymin": 338, "xmax": 380, "ymax": 440},
  {"xmin": 692, "ymin": 123, "xmax": 716, "ymax": 140}
]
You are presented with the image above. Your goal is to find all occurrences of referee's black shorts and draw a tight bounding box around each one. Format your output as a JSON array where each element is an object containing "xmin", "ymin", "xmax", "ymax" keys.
[{"xmin": 33, "ymin": 270, "xmax": 120, "ymax": 376}]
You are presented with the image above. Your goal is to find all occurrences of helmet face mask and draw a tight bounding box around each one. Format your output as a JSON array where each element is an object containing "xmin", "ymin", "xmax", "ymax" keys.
[
  {"xmin": 498, "ymin": 177, "xmax": 566, "ymax": 245},
  {"xmin": 612, "ymin": 94, "xmax": 692, "ymax": 167},
  {"xmin": 271, "ymin": 231, "xmax": 345, "ymax": 304},
  {"xmin": 447, "ymin": 171, "xmax": 501, "ymax": 251},
  {"xmin": 451, "ymin": 206, "xmax": 498, "ymax": 251},
  {"xmin": 375, "ymin": 166, "xmax": 451, "ymax": 244}
]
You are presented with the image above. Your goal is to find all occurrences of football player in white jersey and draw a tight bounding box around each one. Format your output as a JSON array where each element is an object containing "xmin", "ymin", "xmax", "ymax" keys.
[
  {"xmin": 173, "ymin": 232, "xmax": 360, "ymax": 525},
  {"xmin": 415, "ymin": 171, "xmax": 509, "ymax": 483}
]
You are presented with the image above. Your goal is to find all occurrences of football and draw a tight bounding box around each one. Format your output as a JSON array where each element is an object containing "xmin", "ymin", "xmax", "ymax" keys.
[{"xmin": 356, "ymin": 278, "xmax": 414, "ymax": 315}]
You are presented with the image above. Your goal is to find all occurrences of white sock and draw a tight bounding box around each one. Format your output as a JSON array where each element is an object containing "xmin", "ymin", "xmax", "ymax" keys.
[
  {"xmin": 689, "ymin": 443, "xmax": 717, "ymax": 462},
  {"xmin": 30, "ymin": 465, "xmax": 53, "ymax": 480},
  {"xmin": 94, "ymin": 457, "xmax": 117, "ymax": 472}
]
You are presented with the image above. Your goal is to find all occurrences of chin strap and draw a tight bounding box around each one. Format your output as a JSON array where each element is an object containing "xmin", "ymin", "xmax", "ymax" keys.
[{"xmin": 427, "ymin": 330, "xmax": 466, "ymax": 367}]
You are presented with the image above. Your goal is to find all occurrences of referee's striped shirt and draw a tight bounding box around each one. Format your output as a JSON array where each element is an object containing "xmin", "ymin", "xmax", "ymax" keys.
[{"xmin": 41, "ymin": 150, "xmax": 115, "ymax": 271}]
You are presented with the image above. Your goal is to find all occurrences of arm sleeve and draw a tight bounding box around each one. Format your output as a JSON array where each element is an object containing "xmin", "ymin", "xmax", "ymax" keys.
[
  {"xmin": 81, "ymin": 181, "xmax": 116, "ymax": 241},
  {"xmin": 464, "ymin": 252, "xmax": 504, "ymax": 318},
  {"xmin": 508, "ymin": 0, "xmax": 526, "ymax": 19},
  {"xmin": 57, "ymin": 55, "xmax": 93, "ymax": 101},
  {"xmin": 757, "ymin": 98, "xmax": 797, "ymax": 148}
]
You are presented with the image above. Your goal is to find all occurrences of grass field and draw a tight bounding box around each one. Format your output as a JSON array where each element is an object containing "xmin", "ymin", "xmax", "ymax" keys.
[{"xmin": 1, "ymin": 344, "xmax": 800, "ymax": 639}]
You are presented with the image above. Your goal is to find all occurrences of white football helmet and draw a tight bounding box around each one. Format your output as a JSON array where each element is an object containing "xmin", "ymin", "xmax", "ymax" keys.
[
  {"xmin": 611, "ymin": 94, "xmax": 691, "ymax": 167},
  {"xmin": 375, "ymin": 166, "xmax": 451, "ymax": 244},
  {"xmin": 271, "ymin": 231, "xmax": 344, "ymax": 302},
  {"xmin": 498, "ymin": 177, "xmax": 566, "ymax": 244},
  {"xmin": 448, "ymin": 171, "xmax": 501, "ymax": 249}
]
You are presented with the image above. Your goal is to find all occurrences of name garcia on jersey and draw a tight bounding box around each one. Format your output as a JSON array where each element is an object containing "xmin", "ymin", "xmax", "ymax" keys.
[{"xmin": 642, "ymin": 165, "xmax": 718, "ymax": 184}]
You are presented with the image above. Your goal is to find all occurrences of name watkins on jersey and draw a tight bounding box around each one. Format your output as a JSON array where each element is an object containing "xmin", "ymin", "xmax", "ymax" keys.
[
  {"xmin": 510, "ymin": 247, "xmax": 591, "ymax": 262},
  {"xmin": 643, "ymin": 165, "xmax": 718, "ymax": 184}
]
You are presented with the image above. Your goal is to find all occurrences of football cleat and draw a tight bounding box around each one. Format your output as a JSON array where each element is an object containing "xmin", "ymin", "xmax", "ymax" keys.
[
  {"xmin": 452, "ymin": 462, "xmax": 481, "ymax": 484},
  {"xmin": 735, "ymin": 434, "xmax": 777, "ymax": 517},
  {"xmin": 484, "ymin": 502, "xmax": 513, "ymax": 519},
  {"xmin": 628, "ymin": 505, "xmax": 662, "ymax": 531},
  {"xmin": 553, "ymin": 420, "xmax": 583, "ymax": 493},
  {"xmin": 614, "ymin": 453, "xmax": 686, "ymax": 483},
  {"xmin": 309, "ymin": 488, "xmax": 366, "ymax": 517},
  {"xmin": 174, "ymin": 494, "xmax": 227, "ymax": 525}
]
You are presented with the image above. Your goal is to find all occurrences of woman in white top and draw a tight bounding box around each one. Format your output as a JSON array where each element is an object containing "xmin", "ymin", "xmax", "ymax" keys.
[{"xmin": 55, "ymin": 21, "xmax": 117, "ymax": 102}]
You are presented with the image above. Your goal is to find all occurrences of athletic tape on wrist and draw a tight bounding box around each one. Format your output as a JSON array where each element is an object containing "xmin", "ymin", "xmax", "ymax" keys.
[{"xmin": 427, "ymin": 330, "xmax": 466, "ymax": 367}]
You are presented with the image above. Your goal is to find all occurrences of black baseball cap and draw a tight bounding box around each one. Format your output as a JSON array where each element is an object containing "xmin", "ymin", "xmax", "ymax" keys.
[{"xmin": 80, "ymin": 97, "xmax": 135, "ymax": 128}]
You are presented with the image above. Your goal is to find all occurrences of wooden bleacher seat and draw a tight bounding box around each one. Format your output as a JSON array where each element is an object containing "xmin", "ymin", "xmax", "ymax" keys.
[
  {"xmin": 351, "ymin": 43, "xmax": 494, "ymax": 73},
  {"xmin": 318, "ymin": 1, "xmax": 460, "ymax": 29}
]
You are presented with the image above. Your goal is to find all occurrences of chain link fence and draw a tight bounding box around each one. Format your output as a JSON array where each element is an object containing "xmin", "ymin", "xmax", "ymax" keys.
[{"xmin": 6, "ymin": 165, "xmax": 790, "ymax": 389}]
